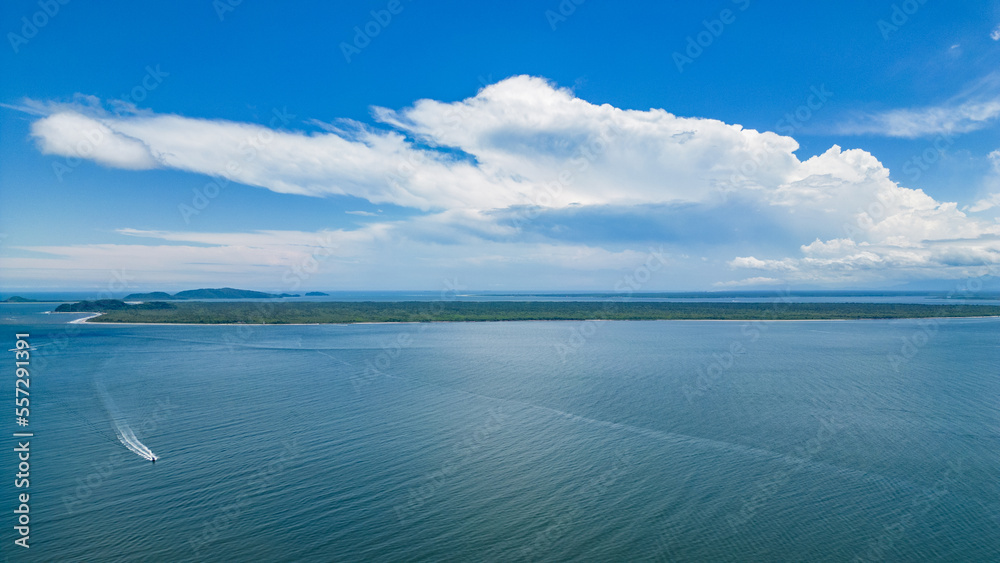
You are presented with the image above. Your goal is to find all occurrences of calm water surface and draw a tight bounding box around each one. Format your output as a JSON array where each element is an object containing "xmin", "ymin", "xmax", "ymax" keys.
[{"xmin": 1, "ymin": 304, "xmax": 998, "ymax": 561}]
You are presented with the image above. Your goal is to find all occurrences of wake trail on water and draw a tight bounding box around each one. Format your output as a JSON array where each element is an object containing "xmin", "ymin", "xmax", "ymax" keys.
[
  {"xmin": 97, "ymin": 382, "xmax": 158, "ymax": 461},
  {"xmin": 115, "ymin": 422, "xmax": 157, "ymax": 461}
]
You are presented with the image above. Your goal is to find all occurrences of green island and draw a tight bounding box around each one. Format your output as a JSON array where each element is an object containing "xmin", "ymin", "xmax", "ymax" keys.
[
  {"xmin": 54, "ymin": 300, "xmax": 1000, "ymax": 324},
  {"xmin": 55, "ymin": 299, "xmax": 177, "ymax": 312},
  {"xmin": 3, "ymin": 296, "xmax": 41, "ymax": 303},
  {"xmin": 124, "ymin": 287, "xmax": 299, "ymax": 300}
]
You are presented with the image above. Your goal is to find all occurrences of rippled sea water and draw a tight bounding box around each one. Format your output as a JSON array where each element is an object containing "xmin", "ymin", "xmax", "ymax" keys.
[{"xmin": 2, "ymin": 304, "xmax": 998, "ymax": 561}]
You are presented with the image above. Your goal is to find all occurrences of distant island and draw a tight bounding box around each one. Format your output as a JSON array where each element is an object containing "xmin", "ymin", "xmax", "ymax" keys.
[
  {"xmin": 52, "ymin": 300, "xmax": 1000, "ymax": 324},
  {"xmin": 3, "ymin": 296, "xmax": 40, "ymax": 303},
  {"xmin": 305, "ymin": 291, "xmax": 329, "ymax": 296},
  {"xmin": 123, "ymin": 291, "xmax": 175, "ymax": 300},
  {"xmin": 55, "ymin": 299, "xmax": 177, "ymax": 312},
  {"xmin": 123, "ymin": 287, "xmax": 299, "ymax": 300}
]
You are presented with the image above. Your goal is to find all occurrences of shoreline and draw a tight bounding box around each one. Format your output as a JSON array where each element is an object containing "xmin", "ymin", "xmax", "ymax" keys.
[
  {"xmin": 70, "ymin": 315, "xmax": 1000, "ymax": 326},
  {"xmin": 69, "ymin": 312, "xmax": 103, "ymax": 323}
]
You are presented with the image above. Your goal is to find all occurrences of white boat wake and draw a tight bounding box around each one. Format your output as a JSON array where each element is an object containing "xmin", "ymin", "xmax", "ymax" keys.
[
  {"xmin": 97, "ymin": 382, "xmax": 158, "ymax": 461},
  {"xmin": 115, "ymin": 422, "xmax": 157, "ymax": 461}
]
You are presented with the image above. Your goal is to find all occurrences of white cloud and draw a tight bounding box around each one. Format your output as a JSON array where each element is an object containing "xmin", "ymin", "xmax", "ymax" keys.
[
  {"xmin": 837, "ymin": 99, "xmax": 1000, "ymax": 138},
  {"xmin": 14, "ymin": 76, "xmax": 1000, "ymax": 287},
  {"xmin": 733, "ymin": 237, "xmax": 1000, "ymax": 283},
  {"xmin": 836, "ymin": 73, "xmax": 1000, "ymax": 138},
  {"xmin": 969, "ymin": 150, "xmax": 1000, "ymax": 212},
  {"xmin": 0, "ymin": 225, "xmax": 659, "ymax": 289},
  {"xmin": 31, "ymin": 112, "xmax": 159, "ymax": 169},
  {"xmin": 713, "ymin": 277, "xmax": 782, "ymax": 287},
  {"xmin": 969, "ymin": 193, "xmax": 1000, "ymax": 212},
  {"xmin": 991, "ymin": 24, "xmax": 1000, "ymax": 41},
  {"xmin": 23, "ymin": 76, "xmax": 803, "ymax": 212},
  {"xmin": 728, "ymin": 256, "xmax": 798, "ymax": 271}
]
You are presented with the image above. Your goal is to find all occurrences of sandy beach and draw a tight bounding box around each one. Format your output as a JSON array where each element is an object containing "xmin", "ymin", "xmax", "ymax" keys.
[
  {"xmin": 67, "ymin": 315, "xmax": 1000, "ymax": 326},
  {"xmin": 68, "ymin": 312, "xmax": 103, "ymax": 323}
]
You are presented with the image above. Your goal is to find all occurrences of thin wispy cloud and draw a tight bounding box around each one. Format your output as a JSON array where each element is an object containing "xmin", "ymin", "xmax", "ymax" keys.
[
  {"xmin": 969, "ymin": 150, "xmax": 1000, "ymax": 212},
  {"xmin": 713, "ymin": 277, "xmax": 782, "ymax": 288},
  {"xmin": 836, "ymin": 73, "xmax": 1000, "ymax": 138}
]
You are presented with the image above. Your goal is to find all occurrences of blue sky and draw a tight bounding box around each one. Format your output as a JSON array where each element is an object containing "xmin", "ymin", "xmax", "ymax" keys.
[{"xmin": 2, "ymin": 0, "xmax": 999, "ymax": 292}]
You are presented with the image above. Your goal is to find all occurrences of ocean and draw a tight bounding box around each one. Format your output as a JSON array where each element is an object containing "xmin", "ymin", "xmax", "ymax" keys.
[{"xmin": 2, "ymin": 303, "xmax": 998, "ymax": 561}]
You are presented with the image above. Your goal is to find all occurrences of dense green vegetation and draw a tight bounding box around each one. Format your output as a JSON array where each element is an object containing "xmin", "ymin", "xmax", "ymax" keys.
[
  {"xmin": 55, "ymin": 299, "xmax": 177, "ymax": 312},
  {"xmin": 81, "ymin": 301, "xmax": 1000, "ymax": 324},
  {"xmin": 483, "ymin": 291, "xmax": 1000, "ymax": 299},
  {"xmin": 123, "ymin": 287, "xmax": 298, "ymax": 300},
  {"xmin": 174, "ymin": 288, "xmax": 294, "ymax": 299}
]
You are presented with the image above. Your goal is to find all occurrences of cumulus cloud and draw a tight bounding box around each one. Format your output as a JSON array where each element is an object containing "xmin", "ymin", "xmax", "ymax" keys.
[
  {"xmin": 14, "ymin": 75, "xmax": 1000, "ymax": 286},
  {"xmin": 24, "ymin": 76, "xmax": 805, "ymax": 212}
]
